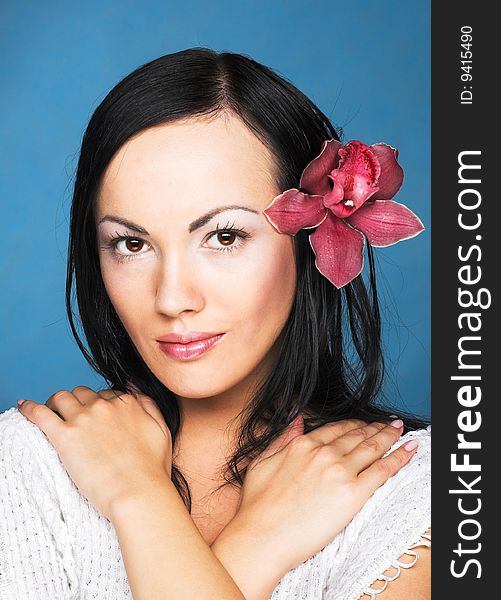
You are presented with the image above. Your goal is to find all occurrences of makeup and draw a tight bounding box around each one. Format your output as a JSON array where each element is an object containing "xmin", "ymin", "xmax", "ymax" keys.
[{"xmin": 157, "ymin": 332, "xmax": 226, "ymax": 361}]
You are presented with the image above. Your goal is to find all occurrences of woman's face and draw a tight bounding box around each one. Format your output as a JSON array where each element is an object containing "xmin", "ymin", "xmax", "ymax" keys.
[{"xmin": 95, "ymin": 113, "xmax": 297, "ymax": 402}]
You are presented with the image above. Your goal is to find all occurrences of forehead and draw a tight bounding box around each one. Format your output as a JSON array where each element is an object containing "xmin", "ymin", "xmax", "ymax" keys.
[{"xmin": 96, "ymin": 113, "xmax": 280, "ymax": 218}]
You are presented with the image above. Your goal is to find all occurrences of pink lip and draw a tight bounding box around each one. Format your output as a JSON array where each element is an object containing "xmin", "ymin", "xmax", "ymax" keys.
[
  {"xmin": 157, "ymin": 331, "xmax": 223, "ymax": 344},
  {"xmin": 157, "ymin": 331, "xmax": 226, "ymax": 361}
]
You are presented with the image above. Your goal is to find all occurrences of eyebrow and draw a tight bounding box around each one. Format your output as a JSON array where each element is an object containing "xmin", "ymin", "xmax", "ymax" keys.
[{"xmin": 97, "ymin": 204, "xmax": 260, "ymax": 235}]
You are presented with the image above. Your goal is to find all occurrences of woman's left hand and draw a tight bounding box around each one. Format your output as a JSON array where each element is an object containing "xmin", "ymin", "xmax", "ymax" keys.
[{"xmin": 17, "ymin": 386, "xmax": 173, "ymax": 521}]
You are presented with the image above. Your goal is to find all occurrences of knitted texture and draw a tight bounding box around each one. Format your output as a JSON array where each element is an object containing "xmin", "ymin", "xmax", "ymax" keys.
[{"xmin": 0, "ymin": 408, "xmax": 430, "ymax": 599}]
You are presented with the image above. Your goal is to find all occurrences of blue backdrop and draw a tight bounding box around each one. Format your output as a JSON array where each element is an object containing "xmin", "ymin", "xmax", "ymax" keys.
[{"xmin": 0, "ymin": 0, "xmax": 430, "ymax": 418}]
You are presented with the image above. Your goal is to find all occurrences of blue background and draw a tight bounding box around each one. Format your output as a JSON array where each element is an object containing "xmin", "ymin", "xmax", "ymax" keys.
[{"xmin": 0, "ymin": 0, "xmax": 430, "ymax": 418}]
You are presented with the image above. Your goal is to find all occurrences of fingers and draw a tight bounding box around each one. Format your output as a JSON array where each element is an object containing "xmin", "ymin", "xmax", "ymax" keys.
[
  {"xmin": 307, "ymin": 418, "xmax": 375, "ymax": 446},
  {"xmin": 45, "ymin": 386, "xmax": 119, "ymax": 421},
  {"xmin": 18, "ymin": 399, "xmax": 65, "ymax": 444},
  {"xmin": 44, "ymin": 386, "xmax": 161, "ymax": 427},
  {"xmin": 357, "ymin": 438, "xmax": 419, "ymax": 494},
  {"xmin": 342, "ymin": 421, "xmax": 405, "ymax": 473},
  {"xmin": 97, "ymin": 388, "xmax": 127, "ymax": 402},
  {"xmin": 72, "ymin": 385, "xmax": 104, "ymax": 404},
  {"xmin": 45, "ymin": 387, "xmax": 92, "ymax": 421}
]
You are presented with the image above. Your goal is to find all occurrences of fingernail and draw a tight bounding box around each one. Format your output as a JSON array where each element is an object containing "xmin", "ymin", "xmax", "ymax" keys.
[
  {"xmin": 390, "ymin": 419, "xmax": 404, "ymax": 429},
  {"xmin": 17, "ymin": 399, "xmax": 26, "ymax": 407},
  {"xmin": 389, "ymin": 415, "xmax": 399, "ymax": 419},
  {"xmin": 404, "ymin": 439, "xmax": 419, "ymax": 451},
  {"xmin": 426, "ymin": 425, "xmax": 431, "ymax": 432}
]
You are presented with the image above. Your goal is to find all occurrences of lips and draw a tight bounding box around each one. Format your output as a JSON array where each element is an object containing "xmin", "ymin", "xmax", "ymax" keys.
[
  {"xmin": 157, "ymin": 331, "xmax": 226, "ymax": 361},
  {"xmin": 157, "ymin": 331, "xmax": 223, "ymax": 344}
]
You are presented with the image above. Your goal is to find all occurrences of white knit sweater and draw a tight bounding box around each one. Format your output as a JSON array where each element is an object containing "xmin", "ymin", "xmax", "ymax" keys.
[{"xmin": 0, "ymin": 407, "xmax": 431, "ymax": 599}]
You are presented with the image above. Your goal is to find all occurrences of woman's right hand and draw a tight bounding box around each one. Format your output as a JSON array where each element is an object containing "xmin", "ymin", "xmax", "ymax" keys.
[{"xmin": 228, "ymin": 416, "xmax": 417, "ymax": 576}]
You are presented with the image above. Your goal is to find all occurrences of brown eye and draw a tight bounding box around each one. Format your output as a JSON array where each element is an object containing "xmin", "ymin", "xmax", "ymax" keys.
[
  {"xmin": 124, "ymin": 238, "xmax": 144, "ymax": 252},
  {"xmin": 107, "ymin": 236, "xmax": 151, "ymax": 262},
  {"xmin": 205, "ymin": 227, "xmax": 250, "ymax": 254},
  {"xmin": 217, "ymin": 231, "xmax": 236, "ymax": 245}
]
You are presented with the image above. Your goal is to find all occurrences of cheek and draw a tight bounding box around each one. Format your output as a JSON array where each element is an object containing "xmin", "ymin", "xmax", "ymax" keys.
[
  {"xmin": 99, "ymin": 259, "xmax": 150, "ymax": 336},
  {"xmin": 98, "ymin": 236, "xmax": 296, "ymax": 359},
  {"xmin": 231, "ymin": 237, "xmax": 296, "ymax": 339}
]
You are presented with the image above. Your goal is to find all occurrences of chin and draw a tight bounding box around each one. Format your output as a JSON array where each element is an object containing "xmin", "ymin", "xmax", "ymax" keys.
[
  {"xmin": 150, "ymin": 367, "xmax": 231, "ymax": 397},
  {"xmin": 145, "ymin": 344, "xmax": 267, "ymax": 400},
  {"xmin": 159, "ymin": 368, "xmax": 252, "ymax": 400}
]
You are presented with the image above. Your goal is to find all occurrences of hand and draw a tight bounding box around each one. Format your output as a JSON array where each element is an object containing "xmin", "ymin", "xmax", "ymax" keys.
[
  {"xmin": 228, "ymin": 416, "xmax": 416, "ymax": 575},
  {"xmin": 17, "ymin": 386, "xmax": 173, "ymax": 521}
]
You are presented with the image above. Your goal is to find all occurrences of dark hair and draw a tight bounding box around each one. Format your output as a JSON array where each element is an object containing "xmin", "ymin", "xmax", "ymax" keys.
[{"xmin": 66, "ymin": 47, "xmax": 429, "ymax": 510}]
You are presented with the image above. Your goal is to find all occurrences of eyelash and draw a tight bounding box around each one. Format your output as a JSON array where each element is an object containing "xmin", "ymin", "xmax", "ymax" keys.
[{"xmin": 102, "ymin": 220, "xmax": 251, "ymax": 263}]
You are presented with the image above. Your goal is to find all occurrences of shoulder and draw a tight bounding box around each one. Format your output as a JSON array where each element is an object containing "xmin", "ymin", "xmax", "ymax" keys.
[
  {"xmin": 354, "ymin": 426, "xmax": 430, "ymax": 526},
  {"xmin": 1, "ymin": 405, "xmax": 53, "ymax": 447},
  {"xmin": 341, "ymin": 427, "xmax": 430, "ymax": 537},
  {"xmin": 0, "ymin": 407, "xmax": 82, "ymax": 597},
  {"xmin": 1, "ymin": 406, "xmax": 52, "ymax": 465},
  {"xmin": 0, "ymin": 406, "xmax": 67, "ymax": 484},
  {"xmin": 324, "ymin": 427, "xmax": 431, "ymax": 600},
  {"xmin": 0, "ymin": 406, "xmax": 80, "ymax": 528},
  {"xmin": 0, "ymin": 406, "xmax": 97, "ymax": 514}
]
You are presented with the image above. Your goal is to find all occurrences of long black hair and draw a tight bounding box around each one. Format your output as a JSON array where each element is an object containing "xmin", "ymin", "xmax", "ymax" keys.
[{"xmin": 66, "ymin": 47, "xmax": 430, "ymax": 510}]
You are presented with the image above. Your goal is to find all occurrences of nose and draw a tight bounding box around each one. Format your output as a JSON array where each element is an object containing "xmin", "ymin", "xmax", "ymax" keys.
[{"xmin": 154, "ymin": 251, "xmax": 204, "ymax": 317}]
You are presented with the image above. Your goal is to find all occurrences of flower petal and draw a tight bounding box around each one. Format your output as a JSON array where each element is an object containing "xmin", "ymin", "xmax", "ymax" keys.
[
  {"xmin": 328, "ymin": 141, "xmax": 381, "ymax": 216},
  {"xmin": 345, "ymin": 199, "xmax": 425, "ymax": 247},
  {"xmin": 370, "ymin": 143, "xmax": 404, "ymax": 199},
  {"xmin": 299, "ymin": 139, "xmax": 342, "ymax": 195},
  {"xmin": 309, "ymin": 211, "xmax": 365, "ymax": 288},
  {"xmin": 263, "ymin": 189, "xmax": 327, "ymax": 234},
  {"xmin": 322, "ymin": 179, "xmax": 345, "ymax": 209}
]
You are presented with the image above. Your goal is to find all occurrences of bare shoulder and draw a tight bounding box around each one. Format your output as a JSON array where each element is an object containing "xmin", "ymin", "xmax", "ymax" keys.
[{"xmin": 359, "ymin": 529, "xmax": 431, "ymax": 600}]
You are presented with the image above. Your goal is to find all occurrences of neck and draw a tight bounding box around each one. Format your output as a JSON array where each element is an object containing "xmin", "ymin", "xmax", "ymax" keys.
[
  {"xmin": 172, "ymin": 340, "xmax": 282, "ymax": 479},
  {"xmin": 172, "ymin": 376, "xmax": 258, "ymax": 469}
]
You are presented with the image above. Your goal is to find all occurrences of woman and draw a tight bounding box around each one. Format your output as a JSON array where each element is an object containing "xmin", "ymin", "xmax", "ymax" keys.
[{"xmin": 0, "ymin": 48, "xmax": 430, "ymax": 599}]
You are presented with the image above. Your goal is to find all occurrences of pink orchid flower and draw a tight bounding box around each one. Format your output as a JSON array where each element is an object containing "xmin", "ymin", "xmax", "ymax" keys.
[{"xmin": 263, "ymin": 139, "xmax": 425, "ymax": 288}]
